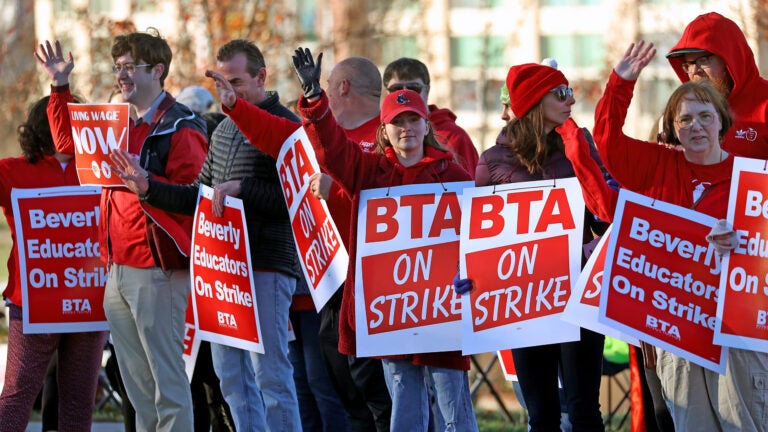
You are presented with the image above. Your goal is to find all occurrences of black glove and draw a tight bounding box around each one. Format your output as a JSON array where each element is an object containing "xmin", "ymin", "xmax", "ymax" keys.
[{"xmin": 292, "ymin": 47, "xmax": 323, "ymax": 99}]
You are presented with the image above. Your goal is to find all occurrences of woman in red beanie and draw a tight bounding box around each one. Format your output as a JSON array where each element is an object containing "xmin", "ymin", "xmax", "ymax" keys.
[{"xmin": 472, "ymin": 62, "xmax": 608, "ymax": 431}]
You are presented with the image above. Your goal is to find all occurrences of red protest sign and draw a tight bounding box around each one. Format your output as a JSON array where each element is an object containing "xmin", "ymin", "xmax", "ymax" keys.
[
  {"xmin": 182, "ymin": 293, "xmax": 200, "ymax": 381},
  {"xmin": 717, "ymin": 157, "xmax": 768, "ymax": 352},
  {"xmin": 12, "ymin": 186, "xmax": 107, "ymax": 333},
  {"xmin": 190, "ymin": 185, "xmax": 263, "ymax": 353},
  {"xmin": 460, "ymin": 178, "xmax": 585, "ymax": 354},
  {"xmin": 600, "ymin": 189, "xmax": 726, "ymax": 373},
  {"xmin": 355, "ymin": 182, "xmax": 473, "ymax": 357},
  {"xmin": 277, "ymin": 128, "xmax": 347, "ymax": 311},
  {"xmin": 562, "ymin": 227, "xmax": 638, "ymax": 345},
  {"xmin": 67, "ymin": 103, "xmax": 130, "ymax": 187}
]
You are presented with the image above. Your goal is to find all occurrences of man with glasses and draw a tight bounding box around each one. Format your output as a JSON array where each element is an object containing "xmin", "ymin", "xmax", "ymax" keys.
[
  {"xmin": 667, "ymin": 11, "xmax": 768, "ymax": 159},
  {"xmin": 383, "ymin": 58, "xmax": 479, "ymax": 176},
  {"xmin": 36, "ymin": 30, "xmax": 207, "ymax": 431}
]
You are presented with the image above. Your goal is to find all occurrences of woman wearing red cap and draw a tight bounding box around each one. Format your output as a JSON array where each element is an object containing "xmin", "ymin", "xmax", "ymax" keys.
[
  {"xmin": 286, "ymin": 48, "xmax": 477, "ymax": 431},
  {"xmin": 469, "ymin": 62, "xmax": 608, "ymax": 431}
]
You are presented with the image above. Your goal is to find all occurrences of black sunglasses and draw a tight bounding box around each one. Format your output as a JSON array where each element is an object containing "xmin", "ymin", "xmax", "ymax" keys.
[
  {"xmin": 549, "ymin": 87, "xmax": 574, "ymax": 102},
  {"xmin": 387, "ymin": 83, "xmax": 426, "ymax": 93}
]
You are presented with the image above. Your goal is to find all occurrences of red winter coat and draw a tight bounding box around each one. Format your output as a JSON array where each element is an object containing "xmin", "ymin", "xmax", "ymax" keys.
[
  {"xmin": 668, "ymin": 11, "xmax": 768, "ymax": 160},
  {"xmin": 429, "ymin": 105, "xmax": 479, "ymax": 177},
  {"xmin": 593, "ymin": 71, "xmax": 733, "ymax": 219}
]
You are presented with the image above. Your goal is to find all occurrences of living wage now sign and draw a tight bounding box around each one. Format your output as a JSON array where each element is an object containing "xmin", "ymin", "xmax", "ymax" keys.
[
  {"xmin": 716, "ymin": 157, "xmax": 768, "ymax": 353},
  {"xmin": 13, "ymin": 186, "xmax": 107, "ymax": 333},
  {"xmin": 598, "ymin": 189, "xmax": 727, "ymax": 373},
  {"xmin": 277, "ymin": 127, "xmax": 348, "ymax": 311},
  {"xmin": 67, "ymin": 103, "xmax": 130, "ymax": 187},
  {"xmin": 190, "ymin": 185, "xmax": 263, "ymax": 353},
  {"xmin": 459, "ymin": 177, "xmax": 585, "ymax": 355},
  {"xmin": 355, "ymin": 181, "xmax": 473, "ymax": 357}
]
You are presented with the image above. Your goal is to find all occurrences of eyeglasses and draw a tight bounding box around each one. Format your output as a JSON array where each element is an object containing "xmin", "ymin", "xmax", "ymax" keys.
[
  {"xmin": 549, "ymin": 87, "xmax": 574, "ymax": 102},
  {"xmin": 675, "ymin": 112, "xmax": 716, "ymax": 130},
  {"xmin": 387, "ymin": 83, "xmax": 427, "ymax": 93},
  {"xmin": 680, "ymin": 55, "xmax": 712, "ymax": 74},
  {"xmin": 112, "ymin": 63, "xmax": 152, "ymax": 74}
]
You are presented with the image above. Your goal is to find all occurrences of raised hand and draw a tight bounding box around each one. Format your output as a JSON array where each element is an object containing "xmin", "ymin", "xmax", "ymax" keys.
[
  {"xmin": 292, "ymin": 47, "xmax": 323, "ymax": 99},
  {"xmin": 205, "ymin": 70, "xmax": 237, "ymax": 110},
  {"xmin": 34, "ymin": 40, "xmax": 74, "ymax": 86},
  {"xmin": 614, "ymin": 40, "xmax": 656, "ymax": 81},
  {"xmin": 109, "ymin": 148, "xmax": 149, "ymax": 195}
]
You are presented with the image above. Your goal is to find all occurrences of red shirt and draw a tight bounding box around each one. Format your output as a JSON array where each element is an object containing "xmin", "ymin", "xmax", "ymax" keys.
[{"xmin": 0, "ymin": 155, "xmax": 79, "ymax": 305}]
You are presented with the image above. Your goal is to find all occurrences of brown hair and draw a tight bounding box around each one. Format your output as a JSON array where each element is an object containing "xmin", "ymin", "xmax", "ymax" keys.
[
  {"xmin": 18, "ymin": 95, "xmax": 81, "ymax": 163},
  {"xmin": 111, "ymin": 28, "xmax": 172, "ymax": 86},
  {"xmin": 216, "ymin": 39, "xmax": 266, "ymax": 77},
  {"xmin": 660, "ymin": 80, "xmax": 732, "ymax": 146},
  {"xmin": 504, "ymin": 100, "xmax": 562, "ymax": 174}
]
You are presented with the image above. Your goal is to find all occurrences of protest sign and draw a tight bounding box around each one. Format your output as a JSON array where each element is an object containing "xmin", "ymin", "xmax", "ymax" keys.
[
  {"xmin": 355, "ymin": 182, "xmax": 473, "ymax": 357},
  {"xmin": 182, "ymin": 293, "xmax": 200, "ymax": 382},
  {"xmin": 599, "ymin": 189, "xmax": 727, "ymax": 373},
  {"xmin": 562, "ymin": 226, "xmax": 639, "ymax": 345},
  {"xmin": 67, "ymin": 103, "xmax": 130, "ymax": 187},
  {"xmin": 497, "ymin": 350, "xmax": 517, "ymax": 381},
  {"xmin": 716, "ymin": 157, "xmax": 768, "ymax": 352},
  {"xmin": 277, "ymin": 127, "xmax": 347, "ymax": 310},
  {"xmin": 460, "ymin": 178, "xmax": 584, "ymax": 354},
  {"xmin": 13, "ymin": 186, "xmax": 107, "ymax": 333},
  {"xmin": 190, "ymin": 185, "xmax": 263, "ymax": 353}
]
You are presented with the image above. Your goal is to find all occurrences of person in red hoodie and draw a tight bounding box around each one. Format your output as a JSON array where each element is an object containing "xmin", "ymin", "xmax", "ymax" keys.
[
  {"xmin": 666, "ymin": 11, "xmax": 768, "ymax": 160},
  {"xmin": 0, "ymin": 96, "xmax": 108, "ymax": 432},
  {"xmin": 383, "ymin": 57, "xmax": 478, "ymax": 177},
  {"xmin": 593, "ymin": 39, "xmax": 768, "ymax": 432},
  {"xmin": 291, "ymin": 47, "xmax": 477, "ymax": 432}
]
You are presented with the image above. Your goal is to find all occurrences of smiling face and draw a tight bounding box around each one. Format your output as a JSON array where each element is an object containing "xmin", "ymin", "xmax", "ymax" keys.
[
  {"xmin": 114, "ymin": 52, "xmax": 166, "ymax": 112},
  {"xmin": 216, "ymin": 52, "xmax": 266, "ymax": 106},
  {"xmin": 383, "ymin": 111, "xmax": 428, "ymax": 163},
  {"xmin": 541, "ymin": 85, "xmax": 574, "ymax": 132},
  {"xmin": 674, "ymin": 94, "xmax": 723, "ymax": 164}
]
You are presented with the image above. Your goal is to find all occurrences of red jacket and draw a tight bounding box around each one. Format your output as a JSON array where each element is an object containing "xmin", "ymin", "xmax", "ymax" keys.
[
  {"xmin": 668, "ymin": 12, "xmax": 768, "ymax": 160},
  {"xmin": 593, "ymin": 72, "xmax": 733, "ymax": 219},
  {"xmin": 0, "ymin": 155, "xmax": 80, "ymax": 305},
  {"xmin": 429, "ymin": 105, "xmax": 478, "ymax": 177},
  {"xmin": 226, "ymin": 94, "xmax": 472, "ymax": 369},
  {"xmin": 299, "ymin": 94, "xmax": 472, "ymax": 370},
  {"xmin": 48, "ymin": 86, "xmax": 207, "ymax": 266}
]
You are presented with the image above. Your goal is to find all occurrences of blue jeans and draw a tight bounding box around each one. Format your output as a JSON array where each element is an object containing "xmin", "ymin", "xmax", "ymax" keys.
[
  {"xmin": 289, "ymin": 309, "xmax": 350, "ymax": 432},
  {"xmin": 383, "ymin": 359, "xmax": 478, "ymax": 432},
  {"xmin": 512, "ymin": 327, "xmax": 605, "ymax": 432},
  {"xmin": 211, "ymin": 271, "xmax": 300, "ymax": 432}
]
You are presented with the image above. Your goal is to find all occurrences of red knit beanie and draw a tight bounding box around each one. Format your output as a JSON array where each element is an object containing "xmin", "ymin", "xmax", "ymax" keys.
[{"xmin": 506, "ymin": 63, "xmax": 568, "ymax": 118}]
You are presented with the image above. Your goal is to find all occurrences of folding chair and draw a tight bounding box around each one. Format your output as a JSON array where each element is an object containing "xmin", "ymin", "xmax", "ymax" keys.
[
  {"xmin": 469, "ymin": 354, "xmax": 515, "ymax": 422},
  {"xmin": 602, "ymin": 358, "xmax": 631, "ymax": 429}
]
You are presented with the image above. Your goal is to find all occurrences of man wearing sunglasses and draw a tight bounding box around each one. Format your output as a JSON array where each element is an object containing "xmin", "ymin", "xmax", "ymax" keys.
[
  {"xmin": 383, "ymin": 58, "xmax": 479, "ymax": 177},
  {"xmin": 667, "ymin": 11, "xmax": 768, "ymax": 159}
]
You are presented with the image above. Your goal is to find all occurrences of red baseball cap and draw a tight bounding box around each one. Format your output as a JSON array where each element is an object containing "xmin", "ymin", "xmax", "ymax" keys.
[{"xmin": 380, "ymin": 89, "xmax": 429, "ymax": 123}]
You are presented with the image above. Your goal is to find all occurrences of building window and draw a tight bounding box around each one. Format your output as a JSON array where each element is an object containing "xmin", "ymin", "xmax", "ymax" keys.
[
  {"xmin": 450, "ymin": 36, "xmax": 506, "ymax": 68},
  {"xmin": 450, "ymin": 0, "xmax": 513, "ymax": 7},
  {"xmin": 382, "ymin": 36, "xmax": 419, "ymax": 62},
  {"xmin": 451, "ymin": 78, "xmax": 506, "ymax": 113},
  {"xmin": 541, "ymin": 0, "xmax": 603, "ymax": 5},
  {"xmin": 540, "ymin": 34, "xmax": 604, "ymax": 69}
]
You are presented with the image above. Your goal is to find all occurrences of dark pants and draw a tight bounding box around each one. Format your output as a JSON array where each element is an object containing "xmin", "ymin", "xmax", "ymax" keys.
[
  {"xmin": 318, "ymin": 289, "xmax": 392, "ymax": 432},
  {"xmin": 191, "ymin": 341, "xmax": 235, "ymax": 432},
  {"xmin": 513, "ymin": 327, "xmax": 605, "ymax": 432}
]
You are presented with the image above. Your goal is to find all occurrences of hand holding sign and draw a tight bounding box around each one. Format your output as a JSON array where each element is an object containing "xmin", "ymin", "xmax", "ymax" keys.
[{"xmin": 110, "ymin": 148, "xmax": 149, "ymax": 195}]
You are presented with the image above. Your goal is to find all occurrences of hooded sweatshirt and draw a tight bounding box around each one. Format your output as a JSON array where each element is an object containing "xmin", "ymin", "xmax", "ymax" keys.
[
  {"xmin": 668, "ymin": 12, "xmax": 768, "ymax": 159},
  {"xmin": 428, "ymin": 105, "xmax": 479, "ymax": 177}
]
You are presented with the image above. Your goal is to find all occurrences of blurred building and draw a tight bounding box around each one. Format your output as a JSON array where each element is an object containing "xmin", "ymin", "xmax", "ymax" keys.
[{"xmin": 33, "ymin": 0, "xmax": 766, "ymax": 152}]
